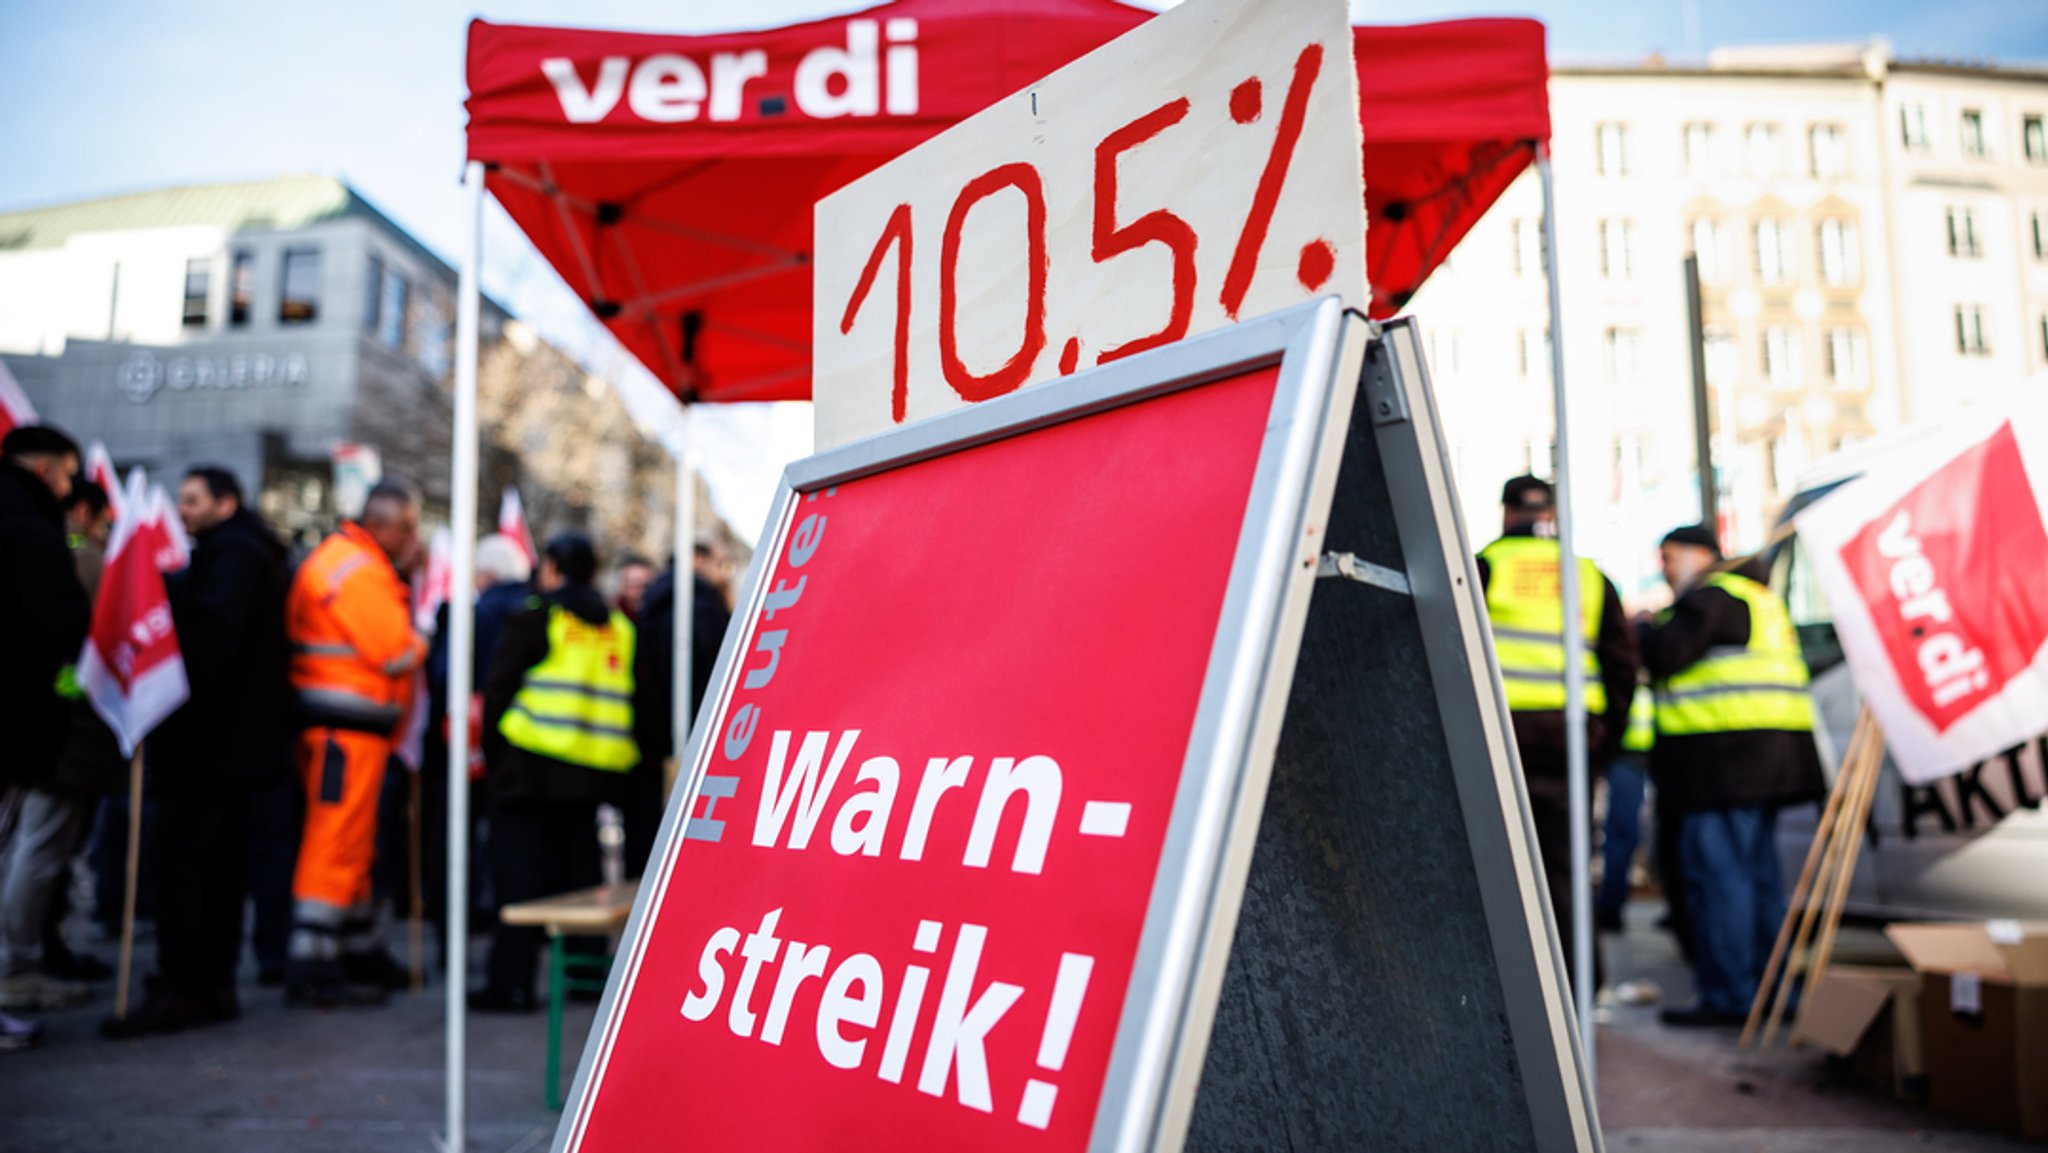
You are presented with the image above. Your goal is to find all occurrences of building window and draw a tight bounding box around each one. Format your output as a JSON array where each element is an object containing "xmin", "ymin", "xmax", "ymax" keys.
[
  {"xmin": 1600, "ymin": 218, "xmax": 1633, "ymax": 280},
  {"xmin": 1603, "ymin": 326, "xmax": 1642, "ymax": 383},
  {"xmin": 1596, "ymin": 122, "xmax": 1629, "ymax": 176},
  {"xmin": 1704, "ymin": 327, "xmax": 1737, "ymax": 388},
  {"xmin": 418, "ymin": 296, "xmax": 452, "ymax": 378},
  {"xmin": 1746, "ymin": 123, "xmax": 1782, "ymax": 176},
  {"xmin": 1683, "ymin": 122, "xmax": 1716, "ymax": 174},
  {"xmin": 228, "ymin": 250, "xmax": 254, "ymax": 326},
  {"xmin": 1762, "ymin": 325, "xmax": 1802, "ymax": 387},
  {"xmin": 363, "ymin": 254, "xmax": 384, "ymax": 333},
  {"xmin": 1960, "ymin": 109, "xmax": 1989, "ymax": 158},
  {"xmin": 1956, "ymin": 305, "xmax": 1991, "ymax": 356},
  {"xmin": 1901, "ymin": 103, "xmax": 1930, "ymax": 151},
  {"xmin": 2027, "ymin": 115, "xmax": 2048, "ymax": 163},
  {"xmin": 2034, "ymin": 212, "xmax": 2047, "ymax": 261},
  {"xmin": 1690, "ymin": 217, "xmax": 1726, "ymax": 283},
  {"xmin": 2040, "ymin": 315, "xmax": 2048, "ymax": 362},
  {"xmin": 279, "ymin": 247, "xmax": 320, "ymax": 324},
  {"xmin": 1825, "ymin": 328, "xmax": 1867, "ymax": 388},
  {"xmin": 1510, "ymin": 219, "xmax": 1545, "ymax": 278},
  {"xmin": 1754, "ymin": 218, "xmax": 1795, "ymax": 285},
  {"xmin": 1817, "ymin": 219, "xmax": 1861, "ymax": 285},
  {"xmin": 378, "ymin": 269, "xmax": 409, "ymax": 350},
  {"xmin": 1946, "ymin": 206, "xmax": 1982, "ymax": 258},
  {"xmin": 1809, "ymin": 124, "xmax": 1849, "ymax": 179},
  {"xmin": 181, "ymin": 258, "xmax": 210, "ymax": 328}
]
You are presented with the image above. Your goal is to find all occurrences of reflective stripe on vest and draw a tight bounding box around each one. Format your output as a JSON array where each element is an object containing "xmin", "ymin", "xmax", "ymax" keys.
[
  {"xmin": 1621, "ymin": 686, "xmax": 1656, "ymax": 753},
  {"xmin": 1479, "ymin": 536, "xmax": 1609, "ymax": 714},
  {"xmin": 1655, "ymin": 573, "xmax": 1814, "ymax": 736},
  {"xmin": 499, "ymin": 606, "xmax": 638, "ymax": 772}
]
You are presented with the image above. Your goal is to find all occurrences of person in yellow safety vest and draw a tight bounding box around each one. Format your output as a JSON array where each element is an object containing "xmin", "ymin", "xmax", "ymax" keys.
[
  {"xmin": 1643, "ymin": 524, "xmax": 1823, "ymax": 1028},
  {"xmin": 1477, "ymin": 476, "xmax": 1639, "ymax": 996},
  {"xmin": 284, "ymin": 481, "xmax": 426, "ymax": 1007},
  {"xmin": 472, "ymin": 532, "xmax": 635, "ymax": 1013}
]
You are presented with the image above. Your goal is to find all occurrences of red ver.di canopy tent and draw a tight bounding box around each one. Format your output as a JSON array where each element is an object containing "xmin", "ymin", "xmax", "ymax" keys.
[
  {"xmin": 443, "ymin": 6, "xmax": 1556, "ymax": 1150},
  {"xmin": 463, "ymin": 0, "xmax": 1549, "ymax": 403}
]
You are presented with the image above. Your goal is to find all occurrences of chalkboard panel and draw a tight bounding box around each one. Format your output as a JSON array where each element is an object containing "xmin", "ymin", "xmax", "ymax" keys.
[{"xmin": 1187, "ymin": 320, "xmax": 1597, "ymax": 1152}]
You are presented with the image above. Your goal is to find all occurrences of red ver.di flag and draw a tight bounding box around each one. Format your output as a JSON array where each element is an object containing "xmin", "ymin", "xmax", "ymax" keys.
[
  {"xmin": 1796, "ymin": 403, "xmax": 2048, "ymax": 783},
  {"xmin": 77, "ymin": 473, "xmax": 189, "ymax": 757}
]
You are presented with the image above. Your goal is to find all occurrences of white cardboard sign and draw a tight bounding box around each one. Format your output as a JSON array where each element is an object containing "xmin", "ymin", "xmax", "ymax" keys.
[{"xmin": 812, "ymin": 0, "xmax": 1366, "ymax": 449}]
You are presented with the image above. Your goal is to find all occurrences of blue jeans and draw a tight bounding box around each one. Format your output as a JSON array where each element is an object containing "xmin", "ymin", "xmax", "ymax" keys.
[
  {"xmin": 1597, "ymin": 756, "xmax": 1647, "ymax": 921},
  {"xmin": 1680, "ymin": 805, "xmax": 1784, "ymax": 1014}
]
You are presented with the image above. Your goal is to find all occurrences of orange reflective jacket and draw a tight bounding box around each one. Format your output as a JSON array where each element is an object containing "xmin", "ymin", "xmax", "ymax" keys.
[{"xmin": 287, "ymin": 522, "xmax": 425, "ymax": 734}]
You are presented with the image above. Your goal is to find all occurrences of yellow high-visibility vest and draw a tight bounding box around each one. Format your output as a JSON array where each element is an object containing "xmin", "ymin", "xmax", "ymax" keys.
[
  {"xmin": 499, "ymin": 606, "xmax": 638, "ymax": 772},
  {"xmin": 1655, "ymin": 572, "xmax": 1813, "ymax": 736},
  {"xmin": 1621, "ymin": 684, "xmax": 1656, "ymax": 753},
  {"xmin": 1479, "ymin": 535, "xmax": 1609, "ymax": 714}
]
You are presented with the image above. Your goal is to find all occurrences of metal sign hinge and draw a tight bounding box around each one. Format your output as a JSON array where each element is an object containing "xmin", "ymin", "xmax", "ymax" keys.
[
  {"xmin": 1361, "ymin": 337, "xmax": 1412, "ymax": 427},
  {"xmin": 1316, "ymin": 552, "xmax": 1412, "ymax": 595}
]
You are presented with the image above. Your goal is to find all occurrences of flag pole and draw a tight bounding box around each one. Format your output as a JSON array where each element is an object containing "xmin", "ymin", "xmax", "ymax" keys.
[
  {"xmin": 1538, "ymin": 142, "xmax": 1597, "ymax": 1094},
  {"xmin": 445, "ymin": 158, "xmax": 484, "ymax": 1153},
  {"xmin": 114, "ymin": 747, "xmax": 143, "ymax": 1020},
  {"xmin": 672, "ymin": 425, "xmax": 695, "ymax": 801}
]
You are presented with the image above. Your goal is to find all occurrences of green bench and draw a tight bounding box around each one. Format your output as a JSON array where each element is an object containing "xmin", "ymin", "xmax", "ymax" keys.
[{"xmin": 498, "ymin": 881, "xmax": 638, "ymax": 1109}]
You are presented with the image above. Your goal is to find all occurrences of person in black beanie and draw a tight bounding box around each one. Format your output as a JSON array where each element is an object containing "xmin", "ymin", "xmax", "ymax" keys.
[{"xmin": 1643, "ymin": 524, "xmax": 1823, "ymax": 1027}]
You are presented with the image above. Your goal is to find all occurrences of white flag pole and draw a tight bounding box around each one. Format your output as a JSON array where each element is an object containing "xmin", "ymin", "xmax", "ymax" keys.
[
  {"xmin": 444, "ymin": 159, "xmax": 484, "ymax": 1153},
  {"xmin": 1538, "ymin": 143, "xmax": 1597, "ymax": 1096}
]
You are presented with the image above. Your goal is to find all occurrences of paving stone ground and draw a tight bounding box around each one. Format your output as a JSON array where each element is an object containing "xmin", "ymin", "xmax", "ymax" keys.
[{"xmin": 0, "ymin": 905, "xmax": 2032, "ymax": 1150}]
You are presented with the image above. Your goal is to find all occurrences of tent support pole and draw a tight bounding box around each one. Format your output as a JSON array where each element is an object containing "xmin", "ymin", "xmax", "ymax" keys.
[
  {"xmin": 672, "ymin": 429, "xmax": 695, "ymax": 794},
  {"xmin": 445, "ymin": 159, "xmax": 484, "ymax": 1153},
  {"xmin": 1538, "ymin": 144, "xmax": 1596, "ymax": 1098}
]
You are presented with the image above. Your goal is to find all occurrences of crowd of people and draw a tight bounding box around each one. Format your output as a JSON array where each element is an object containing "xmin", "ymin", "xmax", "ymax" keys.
[
  {"xmin": 0, "ymin": 413, "xmax": 1832, "ymax": 1054},
  {"xmin": 1480, "ymin": 475, "xmax": 1823, "ymax": 1028},
  {"xmin": 0, "ymin": 421, "xmax": 731, "ymax": 1050}
]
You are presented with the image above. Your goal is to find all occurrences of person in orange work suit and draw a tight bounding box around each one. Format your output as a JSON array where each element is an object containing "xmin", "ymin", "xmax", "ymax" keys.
[{"xmin": 283, "ymin": 481, "xmax": 426, "ymax": 1007}]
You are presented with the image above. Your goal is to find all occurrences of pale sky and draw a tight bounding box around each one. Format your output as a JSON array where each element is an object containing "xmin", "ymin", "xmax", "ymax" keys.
[{"xmin": 3, "ymin": 0, "xmax": 2044, "ymax": 537}]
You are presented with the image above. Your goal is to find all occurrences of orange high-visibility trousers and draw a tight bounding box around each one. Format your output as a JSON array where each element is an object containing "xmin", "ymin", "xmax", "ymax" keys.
[{"xmin": 292, "ymin": 727, "xmax": 390, "ymax": 910}]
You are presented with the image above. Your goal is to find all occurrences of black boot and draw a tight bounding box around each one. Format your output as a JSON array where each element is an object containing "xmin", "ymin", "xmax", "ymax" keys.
[{"xmin": 101, "ymin": 991, "xmax": 222, "ymax": 1039}]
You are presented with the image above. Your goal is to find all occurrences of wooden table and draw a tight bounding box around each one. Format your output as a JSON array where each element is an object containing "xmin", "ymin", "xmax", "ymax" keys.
[{"xmin": 499, "ymin": 881, "xmax": 638, "ymax": 1109}]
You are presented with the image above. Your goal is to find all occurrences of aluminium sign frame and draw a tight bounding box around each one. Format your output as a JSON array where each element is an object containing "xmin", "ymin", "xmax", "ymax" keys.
[{"xmin": 553, "ymin": 297, "xmax": 1366, "ymax": 1152}]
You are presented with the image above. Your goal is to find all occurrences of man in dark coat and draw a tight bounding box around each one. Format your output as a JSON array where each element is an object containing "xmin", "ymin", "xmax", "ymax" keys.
[
  {"xmin": 471, "ymin": 534, "xmax": 630, "ymax": 1012},
  {"xmin": 0, "ymin": 425, "xmax": 90, "ymax": 1020},
  {"xmin": 1644, "ymin": 525, "xmax": 1824, "ymax": 1027},
  {"xmin": 104, "ymin": 466, "xmax": 292, "ymax": 1037},
  {"xmin": 36, "ymin": 481, "xmax": 123, "ymax": 982},
  {"xmin": 623, "ymin": 541, "xmax": 732, "ymax": 875},
  {"xmin": 0, "ymin": 426, "xmax": 88, "ymax": 800}
]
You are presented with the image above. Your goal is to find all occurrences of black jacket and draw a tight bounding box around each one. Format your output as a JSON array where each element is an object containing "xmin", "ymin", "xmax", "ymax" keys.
[
  {"xmin": 1643, "ymin": 580, "xmax": 1826, "ymax": 813},
  {"xmin": 483, "ymin": 582, "xmax": 629, "ymax": 808},
  {"xmin": 427, "ymin": 578, "xmax": 533, "ymax": 722},
  {"xmin": 150, "ymin": 507, "xmax": 293, "ymax": 794},
  {"xmin": 1476, "ymin": 528, "xmax": 1641, "ymax": 793},
  {"xmin": 0, "ymin": 460, "xmax": 90, "ymax": 786},
  {"xmin": 630, "ymin": 570, "xmax": 731, "ymax": 769},
  {"xmin": 49, "ymin": 538, "xmax": 125, "ymax": 796}
]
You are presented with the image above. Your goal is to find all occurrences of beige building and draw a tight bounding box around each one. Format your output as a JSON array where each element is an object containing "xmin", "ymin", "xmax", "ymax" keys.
[{"xmin": 1412, "ymin": 45, "xmax": 2048, "ymax": 601}]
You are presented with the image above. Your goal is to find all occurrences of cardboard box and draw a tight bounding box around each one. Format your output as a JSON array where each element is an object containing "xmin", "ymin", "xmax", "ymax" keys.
[
  {"xmin": 1886, "ymin": 921, "xmax": 2048, "ymax": 1140},
  {"xmin": 1793, "ymin": 964, "xmax": 1923, "ymax": 1099}
]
